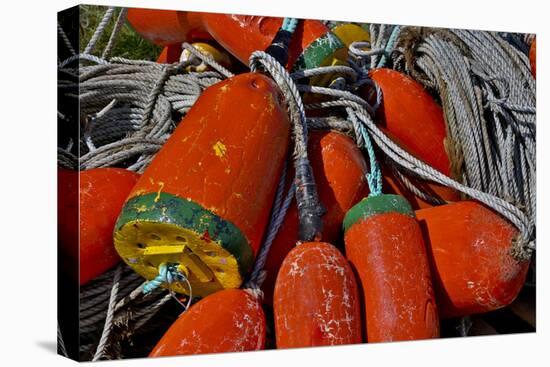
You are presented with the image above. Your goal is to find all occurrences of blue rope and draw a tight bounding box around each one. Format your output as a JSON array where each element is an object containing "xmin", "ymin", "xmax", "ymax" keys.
[
  {"xmin": 377, "ymin": 25, "xmax": 401, "ymax": 68},
  {"xmin": 282, "ymin": 18, "xmax": 299, "ymax": 34},
  {"xmin": 142, "ymin": 263, "xmax": 186, "ymax": 294},
  {"xmin": 347, "ymin": 108, "xmax": 382, "ymax": 196}
]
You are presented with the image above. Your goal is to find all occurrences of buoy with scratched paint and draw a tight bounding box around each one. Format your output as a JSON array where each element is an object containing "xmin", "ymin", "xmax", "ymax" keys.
[
  {"xmin": 343, "ymin": 194, "xmax": 440, "ymax": 342},
  {"xmin": 150, "ymin": 289, "xmax": 266, "ymax": 356},
  {"xmin": 529, "ymin": 38, "xmax": 536, "ymax": 79},
  {"xmin": 58, "ymin": 168, "xmax": 140, "ymax": 285},
  {"xmin": 126, "ymin": 8, "xmax": 210, "ymax": 46},
  {"xmin": 273, "ymin": 242, "xmax": 362, "ymax": 348},
  {"xmin": 415, "ymin": 201, "xmax": 530, "ymax": 318},
  {"xmin": 199, "ymin": 14, "xmax": 347, "ymax": 71},
  {"xmin": 261, "ymin": 130, "xmax": 368, "ymax": 305},
  {"xmin": 365, "ymin": 68, "xmax": 452, "ymax": 176},
  {"xmin": 113, "ymin": 73, "xmax": 290, "ymax": 298}
]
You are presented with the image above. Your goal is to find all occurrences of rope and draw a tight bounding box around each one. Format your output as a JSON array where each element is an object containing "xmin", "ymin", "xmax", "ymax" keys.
[
  {"xmin": 394, "ymin": 28, "xmax": 536, "ymax": 259},
  {"xmin": 57, "ymin": 22, "xmax": 76, "ymax": 56},
  {"xmin": 265, "ymin": 18, "xmax": 300, "ymax": 65},
  {"xmin": 92, "ymin": 264, "xmax": 122, "ymax": 361},
  {"xmin": 282, "ymin": 17, "xmax": 299, "ymax": 33},
  {"xmin": 83, "ymin": 7, "xmax": 116, "ymax": 55},
  {"xmin": 347, "ymin": 26, "xmax": 535, "ymax": 259},
  {"xmin": 57, "ymin": 322, "xmax": 68, "ymax": 357},
  {"xmin": 181, "ymin": 43, "xmax": 235, "ymax": 78},
  {"xmin": 377, "ymin": 25, "xmax": 401, "ymax": 68},
  {"xmin": 58, "ymin": 56, "xmax": 225, "ymax": 172},
  {"xmin": 142, "ymin": 263, "xmax": 193, "ymax": 312},
  {"xmin": 143, "ymin": 263, "xmax": 182, "ymax": 294},
  {"xmin": 102, "ymin": 8, "xmax": 128, "ymax": 59},
  {"xmin": 244, "ymin": 163, "xmax": 295, "ymax": 292},
  {"xmin": 250, "ymin": 51, "xmax": 325, "ymax": 242},
  {"xmin": 347, "ymin": 107, "xmax": 382, "ymax": 196}
]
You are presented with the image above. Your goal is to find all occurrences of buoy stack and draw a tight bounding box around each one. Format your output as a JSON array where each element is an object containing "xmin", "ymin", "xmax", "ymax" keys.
[{"xmin": 60, "ymin": 7, "xmax": 534, "ymax": 360}]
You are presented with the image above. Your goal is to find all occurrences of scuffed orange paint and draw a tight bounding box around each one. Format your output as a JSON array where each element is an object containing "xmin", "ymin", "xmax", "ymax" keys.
[
  {"xmin": 345, "ymin": 209, "xmax": 440, "ymax": 342},
  {"xmin": 126, "ymin": 73, "xmax": 291, "ymax": 256},
  {"xmin": 416, "ymin": 201, "xmax": 530, "ymax": 318},
  {"xmin": 150, "ymin": 289, "xmax": 266, "ymax": 356},
  {"xmin": 274, "ymin": 242, "xmax": 362, "ymax": 348}
]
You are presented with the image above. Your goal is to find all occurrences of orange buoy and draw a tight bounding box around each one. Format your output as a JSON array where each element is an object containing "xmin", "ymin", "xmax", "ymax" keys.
[
  {"xmin": 58, "ymin": 168, "xmax": 140, "ymax": 285},
  {"xmin": 199, "ymin": 14, "xmax": 346, "ymax": 71},
  {"xmin": 380, "ymin": 166, "xmax": 461, "ymax": 210},
  {"xmin": 156, "ymin": 44, "xmax": 183, "ymax": 64},
  {"xmin": 113, "ymin": 73, "xmax": 290, "ymax": 298},
  {"xmin": 261, "ymin": 131, "xmax": 367, "ymax": 305},
  {"xmin": 150, "ymin": 289, "xmax": 265, "ymax": 356},
  {"xmin": 126, "ymin": 8, "xmax": 210, "ymax": 46},
  {"xmin": 415, "ymin": 201, "xmax": 530, "ymax": 318},
  {"xmin": 366, "ymin": 68, "xmax": 451, "ymax": 176},
  {"xmin": 344, "ymin": 194, "xmax": 440, "ymax": 342},
  {"xmin": 273, "ymin": 242, "xmax": 362, "ymax": 348},
  {"xmin": 529, "ymin": 38, "xmax": 536, "ymax": 79}
]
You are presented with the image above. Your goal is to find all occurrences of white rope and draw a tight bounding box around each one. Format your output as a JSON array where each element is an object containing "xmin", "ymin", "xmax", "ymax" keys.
[{"xmin": 92, "ymin": 265, "xmax": 122, "ymax": 361}]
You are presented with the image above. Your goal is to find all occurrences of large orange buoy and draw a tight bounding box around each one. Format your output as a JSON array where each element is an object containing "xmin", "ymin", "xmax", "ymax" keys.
[
  {"xmin": 344, "ymin": 194, "xmax": 440, "ymax": 342},
  {"xmin": 261, "ymin": 131, "xmax": 367, "ymax": 305},
  {"xmin": 150, "ymin": 289, "xmax": 266, "ymax": 356},
  {"xmin": 273, "ymin": 242, "xmax": 362, "ymax": 348},
  {"xmin": 126, "ymin": 8, "xmax": 210, "ymax": 46},
  {"xmin": 529, "ymin": 38, "xmax": 536, "ymax": 79},
  {"xmin": 58, "ymin": 168, "xmax": 140, "ymax": 285},
  {"xmin": 366, "ymin": 68, "xmax": 451, "ymax": 176},
  {"xmin": 415, "ymin": 201, "xmax": 530, "ymax": 318},
  {"xmin": 199, "ymin": 14, "xmax": 346, "ymax": 71},
  {"xmin": 113, "ymin": 73, "xmax": 290, "ymax": 298}
]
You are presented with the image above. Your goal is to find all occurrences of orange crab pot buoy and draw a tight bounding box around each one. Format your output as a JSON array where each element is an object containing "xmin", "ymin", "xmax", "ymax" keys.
[
  {"xmin": 262, "ymin": 131, "xmax": 367, "ymax": 305},
  {"xmin": 199, "ymin": 14, "xmax": 346, "ymax": 71},
  {"xmin": 415, "ymin": 201, "xmax": 530, "ymax": 318},
  {"xmin": 343, "ymin": 194, "xmax": 440, "ymax": 342},
  {"xmin": 126, "ymin": 8, "xmax": 210, "ymax": 46},
  {"xmin": 366, "ymin": 68, "xmax": 451, "ymax": 176},
  {"xmin": 113, "ymin": 73, "xmax": 290, "ymax": 298},
  {"xmin": 58, "ymin": 168, "xmax": 140, "ymax": 285},
  {"xmin": 273, "ymin": 242, "xmax": 362, "ymax": 348},
  {"xmin": 530, "ymin": 38, "xmax": 536, "ymax": 78},
  {"xmin": 150, "ymin": 289, "xmax": 266, "ymax": 356}
]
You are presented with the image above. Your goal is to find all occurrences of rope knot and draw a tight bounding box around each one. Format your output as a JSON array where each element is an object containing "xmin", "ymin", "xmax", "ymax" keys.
[{"xmin": 142, "ymin": 263, "xmax": 186, "ymax": 295}]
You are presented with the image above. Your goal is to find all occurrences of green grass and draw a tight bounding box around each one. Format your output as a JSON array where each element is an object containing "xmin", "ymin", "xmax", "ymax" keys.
[{"xmin": 79, "ymin": 5, "xmax": 162, "ymax": 61}]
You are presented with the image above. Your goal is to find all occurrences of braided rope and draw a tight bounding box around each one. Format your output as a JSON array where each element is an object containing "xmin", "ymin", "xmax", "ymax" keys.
[
  {"xmin": 57, "ymin": 21, "xmax": 76, "ymax": 56},
  {"xmin": 250, "ymin": 51, "xmax": 325, "ymax": 242},
  {"xmin": 83, "ymin": 7, "xmax": 115, "ymax": 55},
  {"xmin": 92, "ymin": 264, "xmax": 122, "ymax": 361},
  {"xmin": 102, "ymin": 8, "xmax": 128, "ymax": 59}
]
